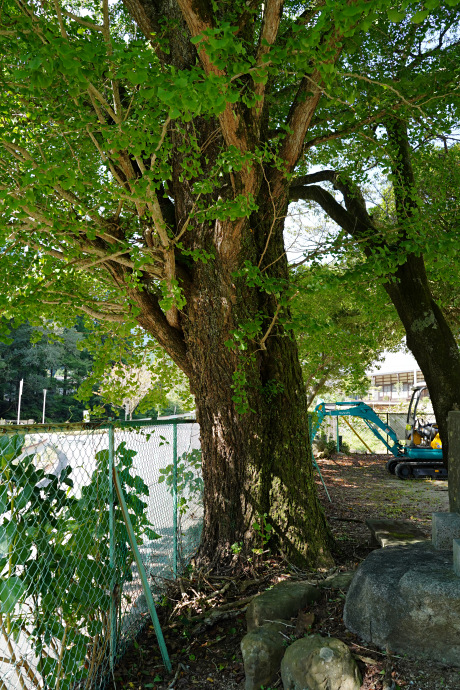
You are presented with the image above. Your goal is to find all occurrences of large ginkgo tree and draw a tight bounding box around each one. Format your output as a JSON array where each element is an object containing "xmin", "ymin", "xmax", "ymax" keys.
[{"xmin": 0, "ymin": 0, "xmax": 457, "ymax": 565}]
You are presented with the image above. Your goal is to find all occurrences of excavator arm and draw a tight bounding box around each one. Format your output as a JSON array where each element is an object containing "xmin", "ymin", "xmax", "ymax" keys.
[{"xmin": 311, "ymin": 401, "xmax": 402, "ymax": 458}]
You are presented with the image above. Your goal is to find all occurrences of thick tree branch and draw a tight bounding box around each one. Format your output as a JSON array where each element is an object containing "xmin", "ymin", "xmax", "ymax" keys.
[
  {"xmin": 132, "ymin": 288, "xmax": 190, "ymax": 376},
  {"xmin": 289, "ymin": 183, "xmax": 370, "ymax": 239},
  {"xmin": 62, "ymin": 304, "xmax": 128, "ymax": 323},
  {"xmin": 175, "ymin": 0, "xmax": 253, "ymax": 184},
  {"xmin": 277, "ymin": 26, "xmax": 343, "ymax": 178},
  {"xmin": 291, "ymin": 169, "xmax": 374, "ymax": 234},
  {"xmin": 278, "ymin": 73, "xmax": 324, "ymax": 174},
  {"xmin": 61, "ymin": 10, "xmax": 103, "ymax": 31},
  {"xmin": 253, "ymin": 0, "xmax": 284, "ymax": 121},
  {"xmin": 306, "ymin": 373, "xmax": 329, "ymax": 409},
  {"xmin": 292, "ymin": 170, "xmax": 337, "ymax": 186}
]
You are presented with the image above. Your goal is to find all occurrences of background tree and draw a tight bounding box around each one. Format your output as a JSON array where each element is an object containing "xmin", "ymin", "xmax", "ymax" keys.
[
  {"xmin": 0, "ymin": 0, "xmax": 457, "ymax": 565},
  {"xmin": 292, "ymin": 265, "xmax": 403, "ymax": 407},
  {"xmin": 0, "ymin": 321, "xmax": 97, "ymax": 421},
  {"xmin": 288, "ymin": 9, "xmax": 460, "ymax": 462}
]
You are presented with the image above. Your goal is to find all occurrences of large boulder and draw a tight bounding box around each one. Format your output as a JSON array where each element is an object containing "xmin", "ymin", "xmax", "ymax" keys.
[
  {"xmin": 241, "ymin": 621, "xmax": 288, "ymax": 690},
  {"xmin": 344, "ymin": 542, "xmax": 460, "ymax": 666},
  {"xmin": 281, "ymin": 635, "xmax": 361, "ymax": 690},
  {"xmin": 246, "ymin": 581, "xmax": 320, "ymax": 632}
]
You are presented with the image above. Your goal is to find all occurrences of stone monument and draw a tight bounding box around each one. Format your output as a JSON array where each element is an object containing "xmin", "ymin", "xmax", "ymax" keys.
[{"xmin": 344, "ymin": 408, "xmax": 460, "ymax": 666}]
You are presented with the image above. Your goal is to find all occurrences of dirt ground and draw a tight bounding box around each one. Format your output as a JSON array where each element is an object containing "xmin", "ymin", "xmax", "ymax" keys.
[{"xmin": 110, "ymin": 453, "xmax": 459, "ymax": 690}]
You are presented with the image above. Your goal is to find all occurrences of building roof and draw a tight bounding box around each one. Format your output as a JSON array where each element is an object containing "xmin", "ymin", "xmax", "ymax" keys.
[{"xmin": 368, "ymin": 349, "xmax": 420, "ymax": 376}]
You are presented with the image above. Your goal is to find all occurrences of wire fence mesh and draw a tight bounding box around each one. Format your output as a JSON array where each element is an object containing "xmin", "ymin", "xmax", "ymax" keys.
[{"xmin": 0, "ymin": 419, "xmax": 202, "ymax": 690}]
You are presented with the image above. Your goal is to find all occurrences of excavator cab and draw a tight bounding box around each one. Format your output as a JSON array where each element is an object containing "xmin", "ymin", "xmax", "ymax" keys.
[
  {"xmin": 388, "ymin": 383, "xmax": 446, "ymax": 478},
  {"xmin": 405, "ymin": 385, "xmax": 441, "ymax": 449}
]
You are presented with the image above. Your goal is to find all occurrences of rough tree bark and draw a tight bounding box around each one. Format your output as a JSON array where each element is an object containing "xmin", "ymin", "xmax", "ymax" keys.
[{"xmin": 383, "ymin": 253, "xmax": 460, "ymax": 461}]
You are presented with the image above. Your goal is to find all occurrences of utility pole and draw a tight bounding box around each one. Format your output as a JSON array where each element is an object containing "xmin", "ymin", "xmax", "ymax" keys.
[
  {"xmin": 17, "ymin": 379, "xmax": 23, "ymax": 425},
  {"xmin": 42, "ymin": 389, "xmax": 47, "ymax": 424}
]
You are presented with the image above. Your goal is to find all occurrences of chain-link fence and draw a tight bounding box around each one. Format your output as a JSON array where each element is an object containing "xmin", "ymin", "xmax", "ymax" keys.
[{"xmin": 0, "ymin": 418, "xmax": 202, "ymax": 690}]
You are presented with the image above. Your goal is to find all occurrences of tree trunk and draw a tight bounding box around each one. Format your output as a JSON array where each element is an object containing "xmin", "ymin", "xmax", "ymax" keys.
[
  {"xmin": 181, "ymin": 198, "xmax": 333, "ymax": 567},
  {"xmin": 383, "ymin": 253, "xmax": 460, "ymax": 464},
  {"xmin": 186, "ymin": 308, "xmax": 333, "ymax": 568},
  {"xmin": 383, "ymin": 120, "xmax": 460, "ymax": 463}
]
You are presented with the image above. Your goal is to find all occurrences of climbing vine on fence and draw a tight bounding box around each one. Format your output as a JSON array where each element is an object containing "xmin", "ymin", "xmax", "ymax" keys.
[{"xmin": 0, "ymin": 434, "xmax": 159, "ymax": 689}]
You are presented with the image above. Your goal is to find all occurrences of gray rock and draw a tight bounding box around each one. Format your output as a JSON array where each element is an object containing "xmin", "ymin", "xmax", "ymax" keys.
[
  {"xmin": 344, "ymin": 542, "xmax": 460, "ymax": 666},
  {"xmin": 454, "ymin": 539, "xmax": 460, "ymax": 576},
  {"xmin": 281, "ymin": 634, "xmax": 361, "ymax": 690},
  {"xmin": 241, "ymin": 621, "xmax": 289, "ymax": 690},
  {"xmin": 319, "ymin": 571, "xmax": 356, "ymax": 591},
  {"xmin": 246, "ymin": 581, "xmax": 320, "ymax": 632},
  {"xmin": 432, "ymin": 512, "xmax": 460, "ymax": 550},
  {"xmin": 448, "ymin": 411, "xmax": 460, "ymax": 512},
  {"xmin": 366, "ymin": 518, "xmax": 427, "ymax": 548}
]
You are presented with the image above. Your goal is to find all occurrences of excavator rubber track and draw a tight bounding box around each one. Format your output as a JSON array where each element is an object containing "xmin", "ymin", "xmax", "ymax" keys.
[{"xmin": 394, "ymin": 461, "xmax": 447, "ymax": 480}]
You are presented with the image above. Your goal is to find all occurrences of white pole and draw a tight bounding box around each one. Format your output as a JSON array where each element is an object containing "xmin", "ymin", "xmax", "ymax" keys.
[
  {"xmin": 17, "ymin": 379, "xmax": 23, "ymax": 425},
  {"xmin": 42, "ymin": 389, "xmax": 47, "ymax": 424}
]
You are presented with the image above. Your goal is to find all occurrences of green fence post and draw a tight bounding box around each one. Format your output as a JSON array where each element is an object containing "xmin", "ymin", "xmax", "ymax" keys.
[
  {"xmin": 112, "ymin": 464, "xmax": 172, "ymax": 673},
  {"xmin": 108, "ymin": 423, "xmax": 117, "ymax": 671},
  {"xmin": 172, "ymin": 420, "xmax": 178, "ymax": 579}
]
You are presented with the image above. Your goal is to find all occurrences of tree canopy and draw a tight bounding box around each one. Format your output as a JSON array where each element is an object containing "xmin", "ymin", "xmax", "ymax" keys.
[
  {"xmin": 1, "ymin": 0, "xmax": 459, "ymax": 563},
  {"xmin": 292, "ymin": 265, "xmax": 403, "ymax": 407}
]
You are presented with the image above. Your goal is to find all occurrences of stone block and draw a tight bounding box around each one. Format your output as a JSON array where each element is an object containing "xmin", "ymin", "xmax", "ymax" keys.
[
  {"xmin": 344, "ymin": 542, "xmax": 460, "ymax": 666},
  {"xmin": 448, "ymin": 410, "xmax": 460, "ymax": 512},
  {"xmin": 432, "ymin": 512, "xmax": 460, "ymax": 550},
  {"xmin": 246, "ymin": 580, "xmax": 320, "ymax": 632},
  {"xmin": 319, "ymin": 571, "xmax": 356, "ymax": 591},
  {"xmin": 454, "ymin": 539, "xmax": 460, "ymax": 577},
  {"xmin": 241, "ymin": 621, "xmax": 288, "ymax": 690},
  {"xmin": 281, "ymin": 634, "xmax": 361, "ymax": 690},
  {"xmin": 366, "ymin": 518, "xmax": 427, "ymax": 548}
]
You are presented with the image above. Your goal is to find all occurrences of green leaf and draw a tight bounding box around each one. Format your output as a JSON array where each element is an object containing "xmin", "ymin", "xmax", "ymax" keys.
[
  {"xmin": 0, "ymin": 526, "xmax": 8, "ymax": 553},
  {"xmin": 411, "ymin": 9, "xmax": 430, "ymax": 23},
  {"xmin": 387, "ymin": 9, "xmax": 406, "ymax": 23},
  {"xmin": 14, "ymin": 484, "xmax": 34, "ymax": 511},
  {"xmin": 0, "ymin": 486, "xmax": 8, "ymax": 513},
  {"xmin": 0, "ymin": 576, "xmax": 25, "ymax": 613}
]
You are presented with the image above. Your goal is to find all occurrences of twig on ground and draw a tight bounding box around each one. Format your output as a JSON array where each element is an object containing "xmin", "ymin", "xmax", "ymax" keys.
[
  {"xmin": 192, "ymin": 608, "xmax": 245, "ymax": 634},
  {"xmin": 166, "ymin": 662, "xmax": 186, "ymax": 689}
]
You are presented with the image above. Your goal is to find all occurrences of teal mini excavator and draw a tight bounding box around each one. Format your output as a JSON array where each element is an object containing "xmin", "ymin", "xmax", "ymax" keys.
[{"xmin": 311, "ymin": 385, "xmax": 446, "ymax": 480}]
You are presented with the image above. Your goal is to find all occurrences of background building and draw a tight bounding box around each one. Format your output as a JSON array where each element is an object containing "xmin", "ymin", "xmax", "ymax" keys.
[{"xmin": 367, "ymin": 350, "xmax": 425, "ymax": 406}]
